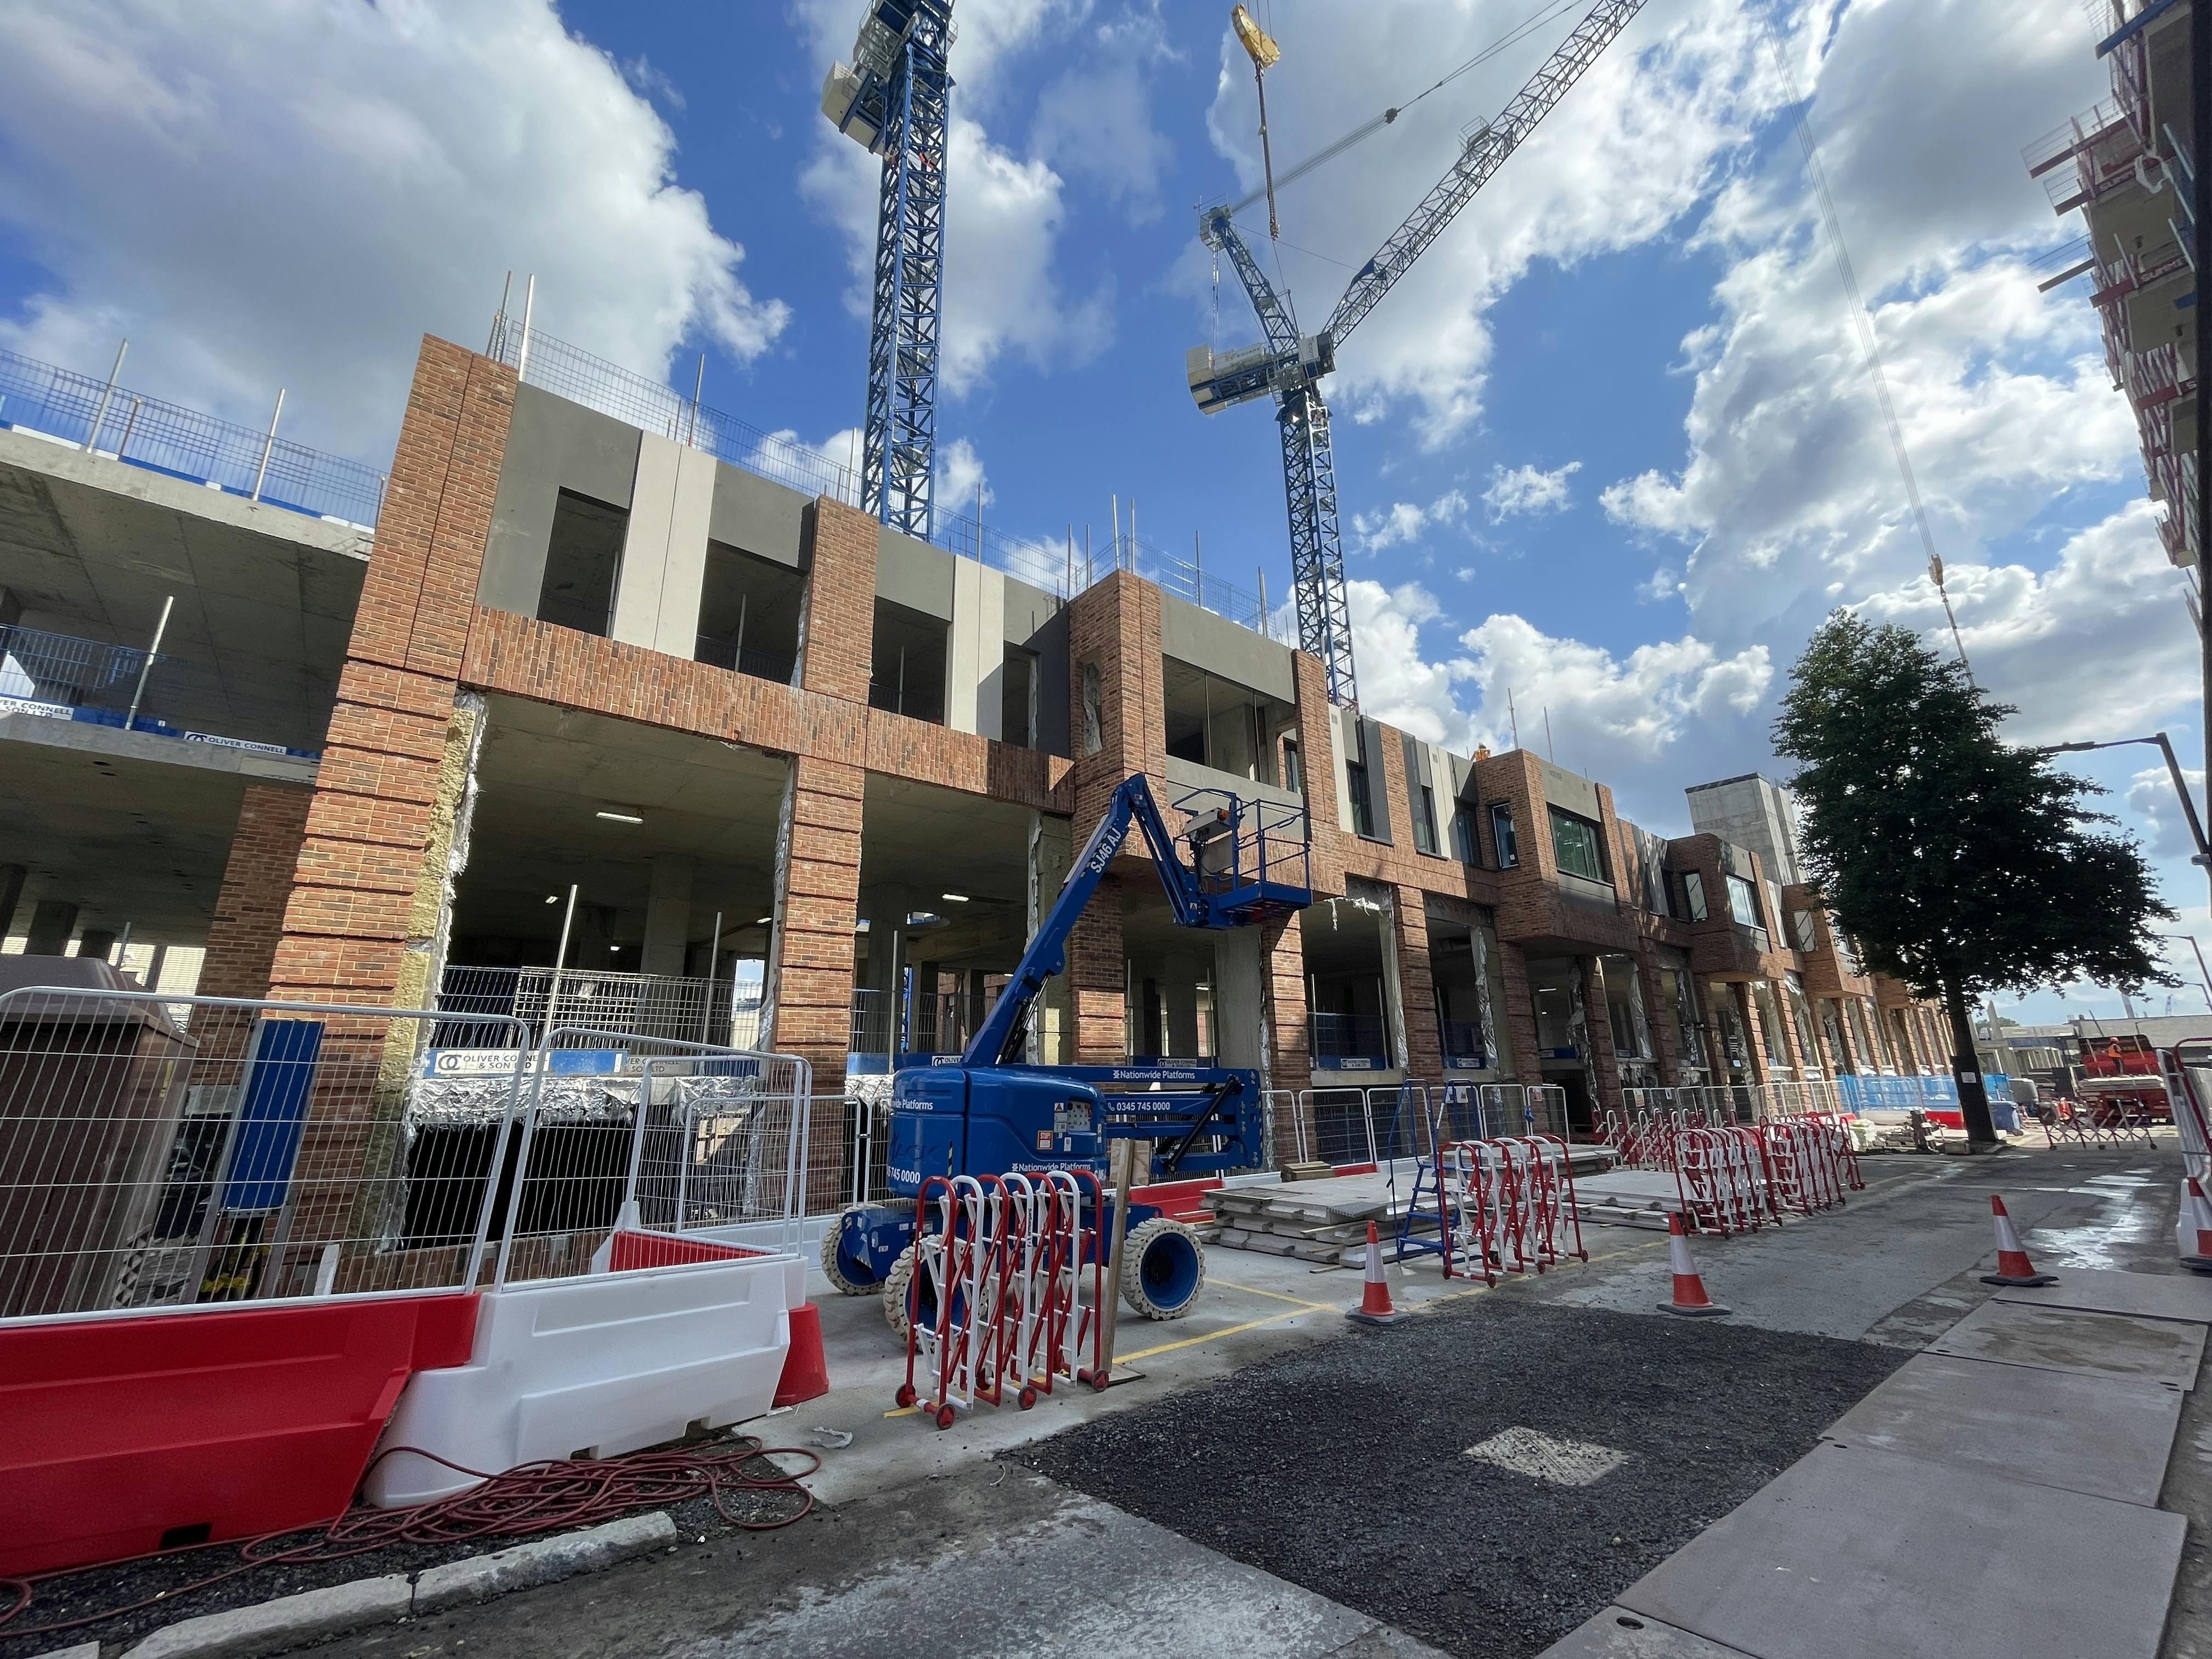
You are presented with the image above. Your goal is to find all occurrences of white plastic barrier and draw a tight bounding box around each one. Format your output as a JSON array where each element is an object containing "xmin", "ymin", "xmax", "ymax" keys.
[{"xmin": 364, "ymin": 1235, "xmax": 803, "ymax": 1506}]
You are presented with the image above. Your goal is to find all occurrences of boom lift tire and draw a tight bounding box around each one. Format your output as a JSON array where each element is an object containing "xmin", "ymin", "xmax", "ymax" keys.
[
  {"xmin": 883, "ymin": 1244, "xmax": 929, "ymax": 1337},
  {"xmin": 1120, "ymin": 1217, "xmax": 1206, "ymax": 1319},
  {"xmin": 820, "ymin": 1205, "xmax": 879, "ymax": 1296}
]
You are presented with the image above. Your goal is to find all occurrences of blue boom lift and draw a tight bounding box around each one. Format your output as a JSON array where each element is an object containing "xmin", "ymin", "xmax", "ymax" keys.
[{"xmin": 821, "ymin": 775, "xmax": 1311, "ymax": 1325}]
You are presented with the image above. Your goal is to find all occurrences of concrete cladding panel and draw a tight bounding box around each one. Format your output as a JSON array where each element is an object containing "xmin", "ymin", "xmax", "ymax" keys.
[
  {"xmin": 1158, "ymin": 592, "xmax": 1295, "ymax": 704},
  {"xmin": 876, "ymin": 525, "xmax": 955, "ymax": 619},
  {"xmin": 1537, "ymin": 758, "xmax": 1603, "ymax": 822},
  {"xmin": 477, "ymin": 383, "xmax": 640, "ymax": 617},
  {"xmin": 707, "ymin": 465, "xmax": 809, "ymax": 571}
]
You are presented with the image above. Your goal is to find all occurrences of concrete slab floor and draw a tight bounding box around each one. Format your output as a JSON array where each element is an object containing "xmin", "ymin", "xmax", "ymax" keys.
[
  {"xmin": 1929, "ymin": 1300, "xmax": 2205, "ymax": 1392},
  {"xmin": 1616, "ymin": 1442, "xmax": 2186, "ymax": 1659},
  {"xmin": 1823, "ymin": 1350, "xmax": 2183, "ymax": 1506},
  {"xmin": 1996, "ymin": 1264, "xmax": 2212, "ymax": 1326},
  {"xmin": 314, "ymin": 1466, "xmax": 1447, "ymax": 1659},
  {"xmin": 1545, "ymin": 1606, "xmax": 1756, "ymax": 1658},
  {"xmin": 1523, "ymin": 1152, "xmax": 2172, "ymax": 1342}
]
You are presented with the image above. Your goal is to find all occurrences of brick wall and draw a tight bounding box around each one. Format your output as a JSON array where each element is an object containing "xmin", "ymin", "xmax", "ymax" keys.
[
  {"xmin": 798, "ymin": 499, "xmax": 878, "ymax": 704},
  {"xmin": 271, "ymin": 338, "xmax": 514, "ymax": 1004},
  {"xmin": 198, "ymin": 782, "xmax": 314, "ymax": 1001},
  {"xmin": 1389, "ymin": 885, "xmax": 1444, "ymax": 1081}
]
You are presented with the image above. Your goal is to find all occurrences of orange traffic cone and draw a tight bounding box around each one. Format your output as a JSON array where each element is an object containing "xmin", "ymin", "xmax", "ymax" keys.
[
  {"xmin": 1346, "ymin": 1221, "xmax": 1413, "ymax": 1327},
  {"xmin": 1657, "ymin": 1211, "xmax": 1729, "ymax": 1317},
  {"xmin": 774, "ymin": 1301, "xmax": 832, "ymax": 1406},
  {"xmin": 2180, "ymin": 1178, "xmax": 2212, "ymax": 1276},
  {"xmin": 1979, "ymin": 1195, "xmax": 2057, "ymax": 1287}
]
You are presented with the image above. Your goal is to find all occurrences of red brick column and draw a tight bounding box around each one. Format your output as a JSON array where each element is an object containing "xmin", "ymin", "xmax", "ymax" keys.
[
  {"xmin": 1263, "ymin": 911, "xmax": 1311, "ymax": 1128},
  {"xmin": 1289, "ymin": 652, "xmax": 1343, "ymax": 896},
  {"xmin": 1068, "ymin": 876, "xmax": 1126, "ymax": 1063},
  {"xmin": 1390, "ymin": 886, "xmax": 1442, "ymax": 1082},
  {"xmin": 768, "ymin": 755, "xmax": 864, "ymax": 1091},
  {"xmin": 1065, "ymin": 571, "xmax": 1166, "ymax": 831},
  {"xmin": 199, "ymin": 783, "xmax": 313, "ymax": 1001},
  {"xmin": 271, "ymin": 337, "xmax": 515, "ymax": 1003},
  {"xmin": 1638, "ymin": 949, "xmax": 1685, "ymax": 1085},
  {"xmin": 799, "ymin": 498, "xmax": 878, "ymax": 703}
]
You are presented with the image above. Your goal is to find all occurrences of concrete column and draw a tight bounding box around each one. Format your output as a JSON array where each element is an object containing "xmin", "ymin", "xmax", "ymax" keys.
[
  {"xmin": 947, "ymin": 558, "xmax": 1007, "ymax": 739},
  {"xmin": 1214, "ymin": 929, "xmax": 1263, "ymax": 1071},
  {"xmin": 1026, "ymin": 813, "xmax": 1071, "ymax": 1064},
  {"xmin": 1159, "ymin": 950, "xmax": 1200, "ymax": 1058},
  {"xmin": 77, "ymin": 929, "xmax": 119, "ymax": 963},
  {"xmin": 0, "ymin": 864, "xmax": 24, "ymax": 941},
  {"xmin": 1639, "ymin": 951, "xmax": 1684, "ymax": 1085},
  {"xmin": 641, "ymin": 855, "xmax": 696, "ymax": 978},
  {"xmin": 24, "ymin": 900, "xmax": 77, "ymax": 957},
  {"xmin": 610, "ymin": 433, "xmax": 714, "ymax": 656},
  {"xmin": 1580, "ymin": 957, "xmax": 1624, "ymax": 1121}
]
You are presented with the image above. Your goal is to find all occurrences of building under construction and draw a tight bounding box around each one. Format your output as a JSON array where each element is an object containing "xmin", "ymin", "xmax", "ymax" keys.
[{"xmin": 0, "ymin": 321, "xmax": 1959, "ymax": 1152}]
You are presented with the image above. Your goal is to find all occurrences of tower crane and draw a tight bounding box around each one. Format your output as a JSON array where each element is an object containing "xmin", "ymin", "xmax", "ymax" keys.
[
  {"xmin": 1188, "ymin": 0, "xmax": 1649, "ymax": 706},
  {"xmin": 821, "ymin": 0, "xmax": 955, "ymax": 539}
]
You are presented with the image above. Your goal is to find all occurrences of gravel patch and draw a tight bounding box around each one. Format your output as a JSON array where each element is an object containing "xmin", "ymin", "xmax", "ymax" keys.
[
  {"xmin": 0, "ymin": 1438, "xmax": 799, "ymax": 1659},
  {"xmin": 1012, "ymin": 1296, "xmax": 1906, "ymax": 1659}
]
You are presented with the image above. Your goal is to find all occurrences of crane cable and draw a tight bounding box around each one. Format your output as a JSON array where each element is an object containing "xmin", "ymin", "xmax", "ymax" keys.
[
  {"xmin": 1222, "ymin": 0, "xmax": 1585, "ymax": 220},
  {"xmin": 1763, "ymin": 24, "xmax": 1976, "ymax": 686}
]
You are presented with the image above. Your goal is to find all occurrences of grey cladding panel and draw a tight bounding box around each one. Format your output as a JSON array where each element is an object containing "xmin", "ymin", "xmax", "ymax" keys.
[
  {"xmin": 708, "ymin": 465, "xmax": 809, "ymax": 570},
  {"xmin": 1356, "ymin": 715, "xmax": 1393, "ymax": 845},
  {"xmin": 1159, "ymin": 595, "xmax": 1295, "ymax": 704},
  {"xmin": 1538, "ymin": 758, "xmax": 1603, "ymax": 821},
  {"xmin": 479, "ymin": 385, "xmax": 641, "ymax": 615},
  {"xmin": 1002, "ymin": 574, "xmax": 1060, "ymax": 644},
  {"xmin": 1023, "ymin": 606, "xmax": 1072, "ymax": 759},
  {"xmin": 877, "ymin": 526, "xmax": 955, "ymax": 619}
]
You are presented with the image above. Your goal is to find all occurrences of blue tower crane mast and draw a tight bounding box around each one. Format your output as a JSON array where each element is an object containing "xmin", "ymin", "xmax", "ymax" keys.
[
  {"xmin": 821, "ymin": 1, "xmax": 955, "ymax": 539},
  {"xmin": 1189, "ymin": 0, "xmax": 1649, "ymax": 707}
]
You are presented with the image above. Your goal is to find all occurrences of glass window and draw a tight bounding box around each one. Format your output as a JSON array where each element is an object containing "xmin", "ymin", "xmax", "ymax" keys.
[
  {"xmin": 1347, "ymin": 756, "xmax": 1375, "ymax": 838},
  {"xmin": 1549, "ymin": 808, "xmax": 1605, "ymax": 882},
  {"xmin": 1726, "ymin": 874, "xmax": 1762, "ymax": 929},
  {"xmin": 1681, "ymin": 871, "xmax": 1708, "ymax": 921},
  {"xmin": 1791, "ymin": 907, "xmax": 1818, "ymax": 953},
  {"xmin": 1414, "ymin": 785, "xmax": 1440, "ymax": 855},
  {"xmin": 1489, "ymin": 803, "xmax": 1519, "ymax": 867},
  {"xmin": 1282, "ymin": 739, "xmax": 1302, "ymax": 795},
  {"xmin": 1451, "ymin": 806, "xmax": 1477, "ymax": 864}
]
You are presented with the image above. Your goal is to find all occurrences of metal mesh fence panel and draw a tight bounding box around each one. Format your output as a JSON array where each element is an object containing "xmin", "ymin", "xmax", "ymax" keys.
[
  {"xmin": 0, "ymin": 989, "xmax": 529, "ymax": 1323},
  {"xmin": 491, "ymin": 1028, "xmax": 810, "ymax": 1286},
  {"xmin": 0, "ymin": 347, "xmax": 385, "ymax": 529}
]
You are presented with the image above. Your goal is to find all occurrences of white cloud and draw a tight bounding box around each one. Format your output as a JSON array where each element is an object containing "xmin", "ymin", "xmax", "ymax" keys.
[
  {"xmin": 1029, "ymin": 13, "xmax": 1180, "ymax": 223},
  {"xmin": 936, "ymin": 436, "xmax": 993, "ymax": 514},
  {"xmin": 1350, "ymin": 489, "xmax": 1468, "ymax": 554},
  {"xmin": 1483, "ymin": 461, "xmax": 1582, "ymax": 521},
  {"xmin": 1851, "ymin": 500, "xmax": 2197, "ymax": 747},
  {"xmin": 2126, "ymin": 761, "xmax": 2209, "ymax": 866},
  {"xmin": 0, "ymin": 0, "xmax": 789, "ymax": 456},
  {"xmin": 1342, "ymin": 579, "xmax": 1774, "ymax": 827}
]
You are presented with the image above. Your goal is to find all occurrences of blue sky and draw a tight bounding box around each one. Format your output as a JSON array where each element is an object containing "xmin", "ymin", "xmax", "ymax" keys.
[{"xmin": 0, "ymin": 0, "xmax": 2202, "ymax": 1023}]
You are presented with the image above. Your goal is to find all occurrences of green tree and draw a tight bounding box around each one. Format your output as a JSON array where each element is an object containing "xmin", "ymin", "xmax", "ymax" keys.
[{"xmin": 1772, "ymin": 612, "xmax": 2172, "ymax": 1144}]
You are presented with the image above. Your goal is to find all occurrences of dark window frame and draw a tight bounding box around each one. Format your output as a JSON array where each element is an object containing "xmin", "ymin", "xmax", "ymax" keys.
[{"xmin": 1548, "ymin": 806, "xmax": 1607, "ymax": 883}]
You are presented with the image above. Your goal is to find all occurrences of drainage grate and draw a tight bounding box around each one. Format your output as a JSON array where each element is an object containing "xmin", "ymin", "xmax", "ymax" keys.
[{"xmin": 1462, "ymin": 1426, "xmax": 1631, "ymax": 1487}]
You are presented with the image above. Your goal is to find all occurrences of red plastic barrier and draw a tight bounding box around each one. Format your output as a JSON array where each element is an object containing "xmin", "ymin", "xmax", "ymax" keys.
[
  {"xmin": 605, "ymin": 1229, "xmax": 766, "ymax": 1271},
  {"xmin": 1127, "ymin": 1177, "xmax": 1222, "ymax": 1222},
  {"xmin": 0, "ymin": 1294, "xmax": 478, "ymax": 1578},
  {"xmin": 1332, "ymin": 1161, "xmax": 1380, "ymax": 1177}
]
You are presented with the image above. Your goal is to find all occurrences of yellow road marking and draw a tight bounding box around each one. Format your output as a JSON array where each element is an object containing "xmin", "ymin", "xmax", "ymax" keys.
[
  {"xmin": 1208, "ymin": 1279, "xmax": 1335, "ymax": 1310},
  {"xmin": 1117, "ymin": 1304, "xmax": 1317, "ymax": 1362}
]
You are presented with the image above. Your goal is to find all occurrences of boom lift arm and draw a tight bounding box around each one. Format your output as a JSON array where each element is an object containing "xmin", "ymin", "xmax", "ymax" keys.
[{"xmin": 964, "ymin": 773, "xmax": 1297, "ymax": 1067}]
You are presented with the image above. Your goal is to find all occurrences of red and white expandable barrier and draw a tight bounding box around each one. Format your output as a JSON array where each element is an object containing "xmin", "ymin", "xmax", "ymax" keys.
[
  {"xmin": 896, "ymin": 1170, "xmax": 1105, "ymax": 1430},
  {"xmin": 1434, "ymin": 1134, "xmax": 1588, "ymax": 1285}
]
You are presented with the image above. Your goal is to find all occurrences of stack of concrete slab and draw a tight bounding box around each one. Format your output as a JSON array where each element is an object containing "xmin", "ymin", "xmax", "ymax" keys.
[
  {"xmin": 1206, "ymin": 1169, "xmax": 1418, "ymax": 1265},
  {"xmin": 1546, "ymin": 1265, "xmax": 2208, "ymax": 1659},
  {"xmin": 1209, "ymin": 1150, "xmax": 1617, "ymax": 1266},
  {"xmin": 1565, "ymin": 1169, "xmax": 1685, "ymax": 1232}
]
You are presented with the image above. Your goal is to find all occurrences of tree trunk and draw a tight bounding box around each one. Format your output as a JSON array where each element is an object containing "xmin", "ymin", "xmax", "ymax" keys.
[{"xmin": 1940, "ymin": 973, "xmax": 2000, "ymax": 1146}]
